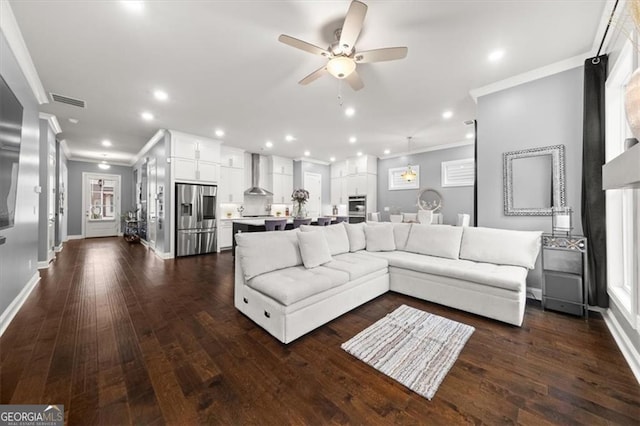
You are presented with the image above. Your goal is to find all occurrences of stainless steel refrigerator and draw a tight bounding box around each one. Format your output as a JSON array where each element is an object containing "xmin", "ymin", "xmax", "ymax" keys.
[{"xmin": 176, "ymin": 183, "xmax": 217, "ymax": 257}]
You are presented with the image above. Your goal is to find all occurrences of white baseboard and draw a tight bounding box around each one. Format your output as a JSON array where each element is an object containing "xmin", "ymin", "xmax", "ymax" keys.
[
  {"xmin": 155, "ymin": 251, "xmax": 174, "ymax": 260},
  {"xmin": 0, "ymin": 272, "xmax": 40, "ymax": 337},
  {"xmin": 526, "ymin": 287, "xmax": 542, "ymax": 301},
  {"xmin": 54, "ymin": 244, "xmax": 63, "ymax": 253},
  {"xmin": 602, "ymin": 309, "xmax": 640, "ymax": 384},
  {"xmin": 37, "ymin": 260, "xmax": 51, "ymax": 269},
  {"xmin": 67, "ymin": 235, "xmax": 83, "ymax": 240}
]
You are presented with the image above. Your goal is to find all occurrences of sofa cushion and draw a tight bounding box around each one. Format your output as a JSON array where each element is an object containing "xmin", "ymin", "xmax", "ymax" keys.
[
  {"xmin": 235, "ymin": 229, "xmax": 302, "ymax": 280},
  {"xmin": 393, "ymin": 223, "xmax": 413, "ymax": 251},
  {"xmin": 297, "ymin": 231, "xmax": 332, "ymax": 269},
  {"xmin": 404, "ymin": 224, "xmax": 463, "ymax": 260},
  {"xmin": 300, "ymin": 223, "xmax": 350, "ymax": 255},
  {"xmin": 366, "ymin": 251, "xmax": 527, "ymax": 292},
  {"xmin": 324, "ymin": 252, "xmax": 388, "ymax": 280},
  {"xmin": 459, "ymin": 227, "xmax": 542, "ymax": 269},
  {"xmin": 247, "ymin": 266, "xmax": 350, "ymax": 306},
  {"xmin": 344, "ymin": 222, "xmax": 366, "ymax": 252},
  {"xmin": 365, "ymin": 223, "xmax": 396, "ymax": 252}
]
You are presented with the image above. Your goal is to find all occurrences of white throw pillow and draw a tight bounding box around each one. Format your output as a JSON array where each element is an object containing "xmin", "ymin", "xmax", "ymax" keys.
[
  {"xmin": 392, "ymin": 223, "xmax": 413, "ymax": 251},
  {"xmin": 299, "ymin": 224, "xmax": 350, "ymax": 255},
  {"xmin": 405, "ymin": 224, "xmax": 463, "ymax": 259},
  {"xmin": 459, "ymin": 227, "xmax": 542, "ymax": 269},
  {"xmin": 297, "ymin": 231, "xmax": 332, "ymax": 269},
  {"xmin": 365, "ymin": 223, "xmax": 396, "ymax": 252},
  {"xmin": 235, "ymin": 229, "xmax": 302, "ymax": 280},
  {"xmin": 343, "ymin": 222, "xmax": 367, "ymax": 252}
]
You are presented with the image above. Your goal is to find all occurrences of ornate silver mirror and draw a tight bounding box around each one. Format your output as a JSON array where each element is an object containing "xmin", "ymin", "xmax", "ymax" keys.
[
  {"xmin": 417, "ymin": 188, "xmax": 442, "ymax": 212},
  {"xmin": 503, "ymin": 144, "xmax": 566, "ymax": 216}
]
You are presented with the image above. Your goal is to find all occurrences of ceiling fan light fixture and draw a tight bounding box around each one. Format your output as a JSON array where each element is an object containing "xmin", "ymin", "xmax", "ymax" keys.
[{"xmin": 327, "ymin": 57, "xmax": 356, "ymax": 79}]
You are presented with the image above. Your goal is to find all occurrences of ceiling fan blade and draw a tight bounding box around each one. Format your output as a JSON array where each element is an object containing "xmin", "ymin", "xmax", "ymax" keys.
[
  {"xmin": 345, "ymin": 70, "xmax": 364, "ymax": 91},
  {"xmin": 354, "ymin": 47, "xmax": 408, "ymax": 63},
  {"xmin": 339, "ymin": 0, "xmax": 368, "ymax": 52},
  {"xmin": 278, "ymin": 34, "xmax": 331, "ymax": 57},
  {"xmin": 299, "ymin": 66, "xmax": 328, "ymax": 85}
]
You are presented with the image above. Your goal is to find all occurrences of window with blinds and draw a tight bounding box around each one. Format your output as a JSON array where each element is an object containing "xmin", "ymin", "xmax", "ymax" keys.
[{"xmin": 441, "ymin": 158, "xmax": 474, "ymax": 187}]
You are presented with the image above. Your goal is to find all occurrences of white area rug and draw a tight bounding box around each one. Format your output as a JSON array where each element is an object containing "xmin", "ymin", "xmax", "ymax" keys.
[{"xmin": 341, "ymin": 304, "xmax": 475, "ymax": 400}]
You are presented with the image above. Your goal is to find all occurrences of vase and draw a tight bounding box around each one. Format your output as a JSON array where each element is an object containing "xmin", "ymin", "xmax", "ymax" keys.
[
  {"xmin": 293, "ymin": 202, "xmax": 307, "ymax": 218},
  {"xmin": 625, "ymin": 67, "xmax": 640, "ymax": 140}
]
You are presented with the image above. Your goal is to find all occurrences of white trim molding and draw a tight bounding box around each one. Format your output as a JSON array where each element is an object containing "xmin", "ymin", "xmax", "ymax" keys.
[
  {"xmin": 54, "ymin": 244, "xmax": 63, "ymax": 253},
  {"xmin": 602, "ymin": 309, "xmax": 640, "ymax": 384},
  {"xmin": 0, "ymin": 272, "xmax": 40, "ymax": 337},
  {"xmin": 131, "ymin": 129, "xmax": 166, "ymax": 166},
  {"xmin": 39, "ymin": 112, "xmax": 62, "ymax": 134},
  {"xmin": 37, "ymin": 260, "xmax": 51, "ymax": 269},
  {"xmin": 294, "ymin": 157, "xmax": 331, "ymax": 166},
  {"xmin": 59, "ymin": 139, "xmax": 72, "ymax": 159},
  {"xmin": 67, "ymin": 234, "xmax": 84, "ymax": 240},
  {"xmin": 0, "ymin": 0, "xmax": 48, "ymax": 104},
  {"xmin": 379, "ymin": 140, "xmax": 474, "ymax": 160}
]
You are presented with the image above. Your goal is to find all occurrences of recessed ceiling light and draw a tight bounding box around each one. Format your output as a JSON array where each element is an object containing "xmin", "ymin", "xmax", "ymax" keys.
[
  {"xmin": 349, "ymin": 136, "xmax": 357, "ymax": 143},
  {"xmin": 345, "ymin": 107, "xmax": 355, "ymax": 117},
  {"xmin": 384, "ymin": 149, "xmax": 390, "ymax": 155},
  {"xmin": 466, "ymin": 132, "xmax": 474, "ymax": 139},
  {"xmin": 357, "ymin": 151, "xmax": 363, "ymax": 157},
  {"xmin": 153, "ymin": 89, "xmax": 168, "ymax": 101},
  {"xmin": 442, "ymin": 110, "xmax": 453, "ymax": 119},
  {"xmin": 285, "ymin": 134, "xmax": 295, "ymax": 142},
  {"xmin": 215, "ymin": 129, "xmax": 225, "ymax": 137},
  {"xmin": 98, "ymin": 163, "xmax": 111, "ymax": 170},
  {"xmin": 265, "ymin": 141, "xmax": 273, "ymax": 148},
  {"xmin": 68, "ymin": 118, "xmax": 79, "ymax": 124},
  {"xmin": 488, "ymin": 49, "xmax": 505, "ymax": 62},
  {"xmin": 121, "ymin": 1, "xmax": 144, "ymax": 13},
  {"xmin": 304, "ymin": 150, "xmax": 310, "ymax": 156},
  {"xmin": 141, "ymin": 111, "xmax": 154, "ymax": 121},
  {"xmin": 330, "ymin": 157, "xmax": 336, "ymax": 162},
  {"xmin": 101, "ymin": 139, "xmax": 112, "ymax": 147}
]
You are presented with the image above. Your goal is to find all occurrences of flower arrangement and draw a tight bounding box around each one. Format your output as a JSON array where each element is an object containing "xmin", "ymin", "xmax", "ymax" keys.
[{"xmin": 291, "ymin": 188, "xmax": 310, "ymax": 218}]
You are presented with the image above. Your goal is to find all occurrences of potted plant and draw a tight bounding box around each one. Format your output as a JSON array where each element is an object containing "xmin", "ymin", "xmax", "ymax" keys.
[{"xmin": 291, "ymin": 188, "xmax": 310, "ymax": 218}]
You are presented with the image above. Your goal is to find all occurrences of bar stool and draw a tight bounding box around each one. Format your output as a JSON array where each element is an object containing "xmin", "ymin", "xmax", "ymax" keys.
[
  {"xmin": 335, "ymin": 216, "xmax": 348, "ymax": 223},
  {"xmin": 317, "ymin": 217, "xmax": 332, "ymax": 226},
  {"xmin": 265, "ymin": 218, "xmax": 287, "ymax": 231},
  {"xmin": 293, "ymin": 218, "xmax": 312, "ymax": 229}
]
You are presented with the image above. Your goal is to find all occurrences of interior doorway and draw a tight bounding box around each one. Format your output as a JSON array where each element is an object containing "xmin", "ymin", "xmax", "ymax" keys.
[
  {"xmin": 303, "ymin": 172, "xmax": 322, "ymax": 218},
  {"xmin": 82, "ymin": 172, "xmax": 121, "ymax": 238}
]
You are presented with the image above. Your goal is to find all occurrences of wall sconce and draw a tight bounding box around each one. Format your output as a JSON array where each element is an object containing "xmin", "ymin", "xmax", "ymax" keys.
[{"xmin": 552, "ymin": 206, "xmax": 573, "ymax": 236}]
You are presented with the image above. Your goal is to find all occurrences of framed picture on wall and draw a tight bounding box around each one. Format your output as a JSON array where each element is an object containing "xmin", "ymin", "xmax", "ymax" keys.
[{"xmin": 388, "ymin": 166, "xmax": 420, "ymax": 190}]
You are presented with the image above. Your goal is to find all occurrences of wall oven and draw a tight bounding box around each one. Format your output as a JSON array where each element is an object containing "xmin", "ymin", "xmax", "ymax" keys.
[{"xmin": 348, "ymin": 196, "xmax": 366, "ymax": 221}]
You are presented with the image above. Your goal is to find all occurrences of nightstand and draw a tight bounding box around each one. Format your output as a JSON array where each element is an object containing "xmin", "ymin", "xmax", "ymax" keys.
[{"xmin": 541, "ymin": 234, "xmax": 588, "ymax": 318}]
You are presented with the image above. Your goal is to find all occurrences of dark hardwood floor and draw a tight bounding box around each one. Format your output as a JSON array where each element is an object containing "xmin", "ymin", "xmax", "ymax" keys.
[{"xmin": 1, "ymin": 237, "xmax": 638, "ymax": 425}]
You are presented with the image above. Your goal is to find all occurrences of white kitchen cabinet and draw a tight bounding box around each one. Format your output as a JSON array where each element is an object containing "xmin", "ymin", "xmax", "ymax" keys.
[
  {"xmin": 219, "ymin": 166, "xmax": 245, "ymax": 203},
  {"xmin": 221, "ymin": 146, "xmax": 245, "ymax": 169},
  {"xmin": 331, "ymin": 177, "xmax": 348, "ymax": 205},
  {"xmin": 270, "ymin": 155, "xmax": 294, "ymax": 176},
  {"xmin": 218, "ymin": 220, "xmax": 233, "ymax": 249},
  {"xmin": 331, "ymin": 160, "xmax": 348, "ymax": 179},
  {"xmin": 272, "ymin": 173, "xmax": 293, "ymax": 204},
  {"xmin": 170, "ymin": 130, "xmax": 221, "ymax": 162},
  {"xmin": 347, "ymin": 155, "xmax": 377, "ymax": 176},
  {"xmin": 198, "ymin": 161, "xmax": 219, "ymax": 182},
  {"xmin": 173, "ymin": 158, "xmax": 197, "ymax": 181},
  {"xmin": 347, "ymin": 174, "xmax": 368, "ymax": 196}
]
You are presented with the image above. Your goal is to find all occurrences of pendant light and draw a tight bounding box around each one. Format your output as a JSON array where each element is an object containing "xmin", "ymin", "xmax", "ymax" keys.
[{"xmin": 401, "ymin": 136, "xmax": 417, "ymax": 182}]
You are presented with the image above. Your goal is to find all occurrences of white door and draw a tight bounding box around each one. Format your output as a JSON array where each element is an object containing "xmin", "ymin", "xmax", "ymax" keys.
[
  {"xmin": 148, "ymin": 158, "xmax": 157, "ymax": 248},
  {"xmin": 83, "ymin": 173, "xmax": 121, "ymax": 238},
  {"xmin": 304, "ymin": 172, "xmax": 322, "ymax": 218},
  {"xmin": 47, "ymin": 147, "xmax": 56, "ymax": 261}
]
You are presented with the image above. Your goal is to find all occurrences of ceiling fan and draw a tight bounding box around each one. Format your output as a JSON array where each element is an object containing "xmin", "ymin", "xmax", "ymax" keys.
[{"xmin": 278, "ymin": 0, "xmax": 408, "ymax": 91}]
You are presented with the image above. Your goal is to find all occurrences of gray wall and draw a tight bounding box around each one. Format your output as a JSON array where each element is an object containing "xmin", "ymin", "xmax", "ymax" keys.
[
  {"xmin": 377, "ymin": 145, "xmax": 475, "ymax": 225},
  {"xmin": 0, "ymin": 31, "xmax": 41, "ymax": 320},
  {"xmin": 294, "ymin": 160, "xmax": 331, "ymax": 213},
  {"xmin": 477, "ymin": 66, "xmax": 584, "ymax": 289},
  {"xmin": 67, "ymin": 161, "xmax": 134, "ymax": 236}
]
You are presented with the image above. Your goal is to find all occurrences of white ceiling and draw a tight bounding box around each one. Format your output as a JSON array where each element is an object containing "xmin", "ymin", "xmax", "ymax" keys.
[{"xmin": 10, "ymin": 0, "xmax": 609, "ymax": 165}]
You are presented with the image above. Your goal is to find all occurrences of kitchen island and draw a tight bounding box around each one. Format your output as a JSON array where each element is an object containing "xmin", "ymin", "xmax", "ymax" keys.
[{"xmin": 231, "ymin": 217, "xmax": 335, "ymax": 256}]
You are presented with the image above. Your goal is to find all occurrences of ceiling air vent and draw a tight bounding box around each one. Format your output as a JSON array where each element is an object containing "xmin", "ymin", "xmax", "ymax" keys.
[{"xmin": 49, "ymin": 92, "xmax": 86, "ymax": 108}]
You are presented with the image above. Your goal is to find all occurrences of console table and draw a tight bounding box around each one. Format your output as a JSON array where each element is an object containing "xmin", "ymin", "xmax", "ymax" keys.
[{"xmin": 541, "ymin": 234, "xmax": 588, "ymax": 318}]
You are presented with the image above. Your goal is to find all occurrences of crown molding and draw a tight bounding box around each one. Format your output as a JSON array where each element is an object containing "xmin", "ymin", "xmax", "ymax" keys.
[
  {"xmin": 0, "ymin": 0, "xmax": 48, "ymax": 104},
  {"xmin": 294, "ymin": 157, "xmax": 331, "ymax": 166},
  {"xmin": 378, "ymin": 140, "xmax": 474, "ymax": 160},
  {"xmin": 59, "ymin": 139, "xmax": 71, "ymax": 159},
  {"xmin": 67, "ymin": 157, "xmax": 131, "ymax": 167},
  {"xmin": 39, "ymin": 112, "xmax": 61, "ymax": 134},
  {"xmin": 130, "ymin": 129, "xmax": 166, "ymax": 166}
]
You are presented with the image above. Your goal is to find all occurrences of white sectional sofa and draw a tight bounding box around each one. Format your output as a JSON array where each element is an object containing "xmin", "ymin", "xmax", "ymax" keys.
[{"xmin": 234, "ymin": 222, "xmax": 542, "ymax": 344}]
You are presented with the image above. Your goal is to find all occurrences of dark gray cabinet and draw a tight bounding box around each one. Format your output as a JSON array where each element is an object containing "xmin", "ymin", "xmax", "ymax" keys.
[{"xmin": 541, "ymin": 234, "xmax": 588, "ymax": 318}]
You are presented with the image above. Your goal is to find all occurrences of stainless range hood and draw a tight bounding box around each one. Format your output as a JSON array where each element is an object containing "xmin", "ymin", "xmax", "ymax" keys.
[{"xmin": 244, "ymin": 153, "xmax": 273, "ymax": 196}]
